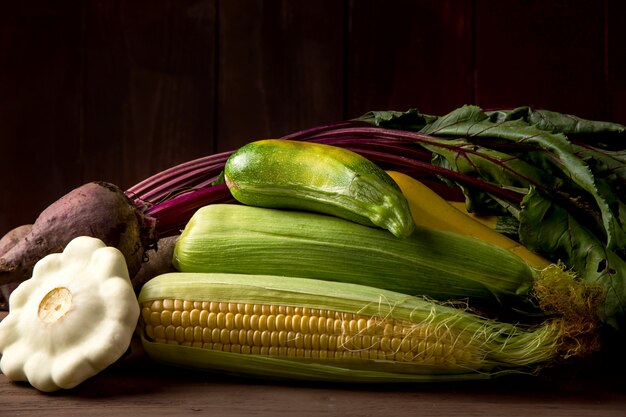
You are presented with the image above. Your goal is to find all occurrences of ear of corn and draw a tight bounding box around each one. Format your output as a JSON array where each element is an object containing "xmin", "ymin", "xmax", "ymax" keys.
[
  {"xmin": 138, "ymin": 272, "xmax": 564, "ymax": 382},
  {"xmin": 173, "ymin": 204, "xmax": 538, "ymax": 312}
]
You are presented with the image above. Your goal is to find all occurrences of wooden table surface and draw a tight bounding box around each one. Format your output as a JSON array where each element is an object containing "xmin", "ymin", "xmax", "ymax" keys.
[{"xmin": 1, "ymin": 311, "xmax": 625, "ymax": 417}]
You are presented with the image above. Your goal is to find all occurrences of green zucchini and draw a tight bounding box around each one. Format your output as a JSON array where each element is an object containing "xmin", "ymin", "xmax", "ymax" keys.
[{"xmin": 224, "ymin": 139, "xmax": 415, "ymax": 238}]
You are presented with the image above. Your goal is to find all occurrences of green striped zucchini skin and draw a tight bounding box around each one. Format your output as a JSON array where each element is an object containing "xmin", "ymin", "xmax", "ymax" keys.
[{"xmin": 224, "ymin": 139, "xmax": 415, "ymax": 238}]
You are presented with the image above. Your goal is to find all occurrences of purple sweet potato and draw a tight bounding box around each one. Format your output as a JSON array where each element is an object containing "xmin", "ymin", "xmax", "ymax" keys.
[
  {"xmin": 0, "ymin": 224, "xmax": 33, "ymax": 310},
  {"xmin": 0, "ymin": 224, "xmax": 32, "ymax": 256},
  {"xmin": 0, "ymin": 181, "xmax": 156, "ymax": 287}
]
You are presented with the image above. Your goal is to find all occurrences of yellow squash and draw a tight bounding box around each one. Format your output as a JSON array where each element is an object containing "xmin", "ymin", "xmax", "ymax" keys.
[{"xmin": 386, "ymin": 171, "xmax": 550, "ymax": 269}]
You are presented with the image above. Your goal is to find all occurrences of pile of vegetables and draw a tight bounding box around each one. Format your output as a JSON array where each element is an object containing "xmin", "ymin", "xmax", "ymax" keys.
[{"xmin": 0, "ymin": 104, "xmax": 624, "ymax": 391}]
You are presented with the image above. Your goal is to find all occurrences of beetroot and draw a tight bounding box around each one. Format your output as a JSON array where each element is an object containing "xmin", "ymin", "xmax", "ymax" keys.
[{"xmin": 0, "ymin": 182, "xmax": 156, "ymax": 287}]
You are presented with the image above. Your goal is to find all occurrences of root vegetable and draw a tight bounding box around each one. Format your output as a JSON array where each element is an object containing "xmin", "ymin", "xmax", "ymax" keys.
[
  {"xmin": 0, "ymin": 225, "xmax": 32, "ymax": 310},
  {"xmin": 131, "ymin": 235, "xmax": 178, "ymax": 291},
  {"xmin": 0, "ymin": 182, "xmax": 156, "ymax": 287},
  {"xmin": 0, "ymin": 224, "xmax": 32, "ymax": 255}
]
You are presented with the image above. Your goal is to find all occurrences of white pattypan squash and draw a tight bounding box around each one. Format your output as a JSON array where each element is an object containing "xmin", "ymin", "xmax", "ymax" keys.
[{"xmin": 0, "ymin": 236, "xmax": 139, "ymax": 392}]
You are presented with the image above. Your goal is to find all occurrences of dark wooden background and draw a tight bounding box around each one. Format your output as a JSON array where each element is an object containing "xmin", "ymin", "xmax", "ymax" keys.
[{"xmin": 1, "ymin": 0, "xmax": 625, "ymax": 236}]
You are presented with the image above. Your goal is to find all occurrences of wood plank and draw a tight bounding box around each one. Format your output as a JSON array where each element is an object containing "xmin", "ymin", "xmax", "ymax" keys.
[
  {"xmin": 0, "ymin": 316, "xmax": 624, "ymax": 417},
  {"xmin": 474, "ymin": 0, "xmax": 606, "ymax": 120},
  {"xmin": 606, "ymin": 0, "xmax": 626, "ymax": 124},
  {"xmin": 82, "ymin": 0, "xmax": 217, "ymax": 190},
  {"xmin": 216, "ymin": 1, "xmax": 344, "ymax": 151},
  {"xmin": 346, "ymin": 0, "xmax": 474, "ymax": 118},
  {"xmin": 0, "ymin": 2, "xmax": 83, "ymax": 236}
]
